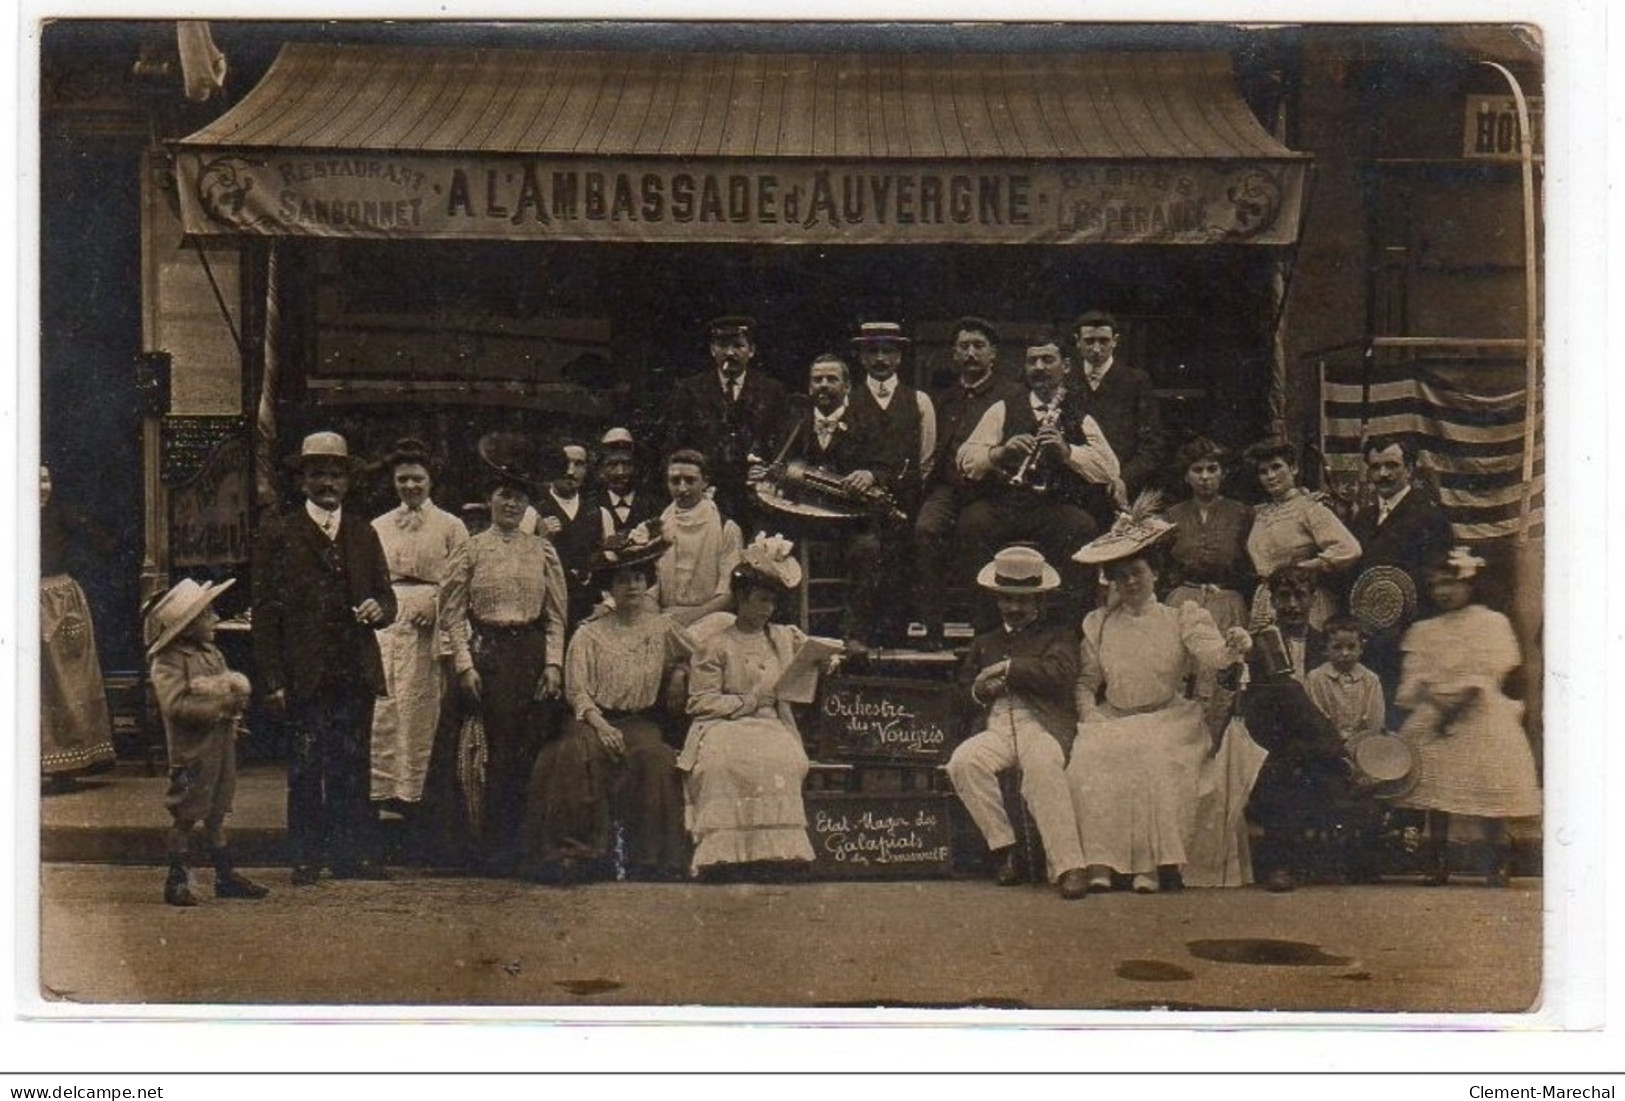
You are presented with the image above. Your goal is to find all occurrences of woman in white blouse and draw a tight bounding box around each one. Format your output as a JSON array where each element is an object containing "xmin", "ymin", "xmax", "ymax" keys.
[{"xmin": 520, "ymin": 523, "xmax": 692, "ymax": 883}]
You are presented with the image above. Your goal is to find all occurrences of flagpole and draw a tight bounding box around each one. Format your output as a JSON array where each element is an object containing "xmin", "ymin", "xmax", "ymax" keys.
[{"xmin": 1478, "ymin": 62, "xmax": 1540, "ymax": 544}]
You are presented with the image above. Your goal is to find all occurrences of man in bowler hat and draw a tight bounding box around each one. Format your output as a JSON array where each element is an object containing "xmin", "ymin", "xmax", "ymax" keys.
[{"xmin": 253, "ymin": 431, "xmax": 397, "ymax": 885}]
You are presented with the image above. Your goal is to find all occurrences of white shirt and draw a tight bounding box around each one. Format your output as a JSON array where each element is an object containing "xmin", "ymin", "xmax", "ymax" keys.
[
  {"xmin": 717, "ymin": 370, "xmax": 747, "ymax": 400},
  {"xmin": 957, "ymin": 398, "xmax": 1120, "ymax": 485},
  {"xmin": 813, "ymin": 403, "xmax": 848, "ymax": 448},
  {"xmin": 305, "ymin": 500, "xmax": 342, "ymax": 540}
]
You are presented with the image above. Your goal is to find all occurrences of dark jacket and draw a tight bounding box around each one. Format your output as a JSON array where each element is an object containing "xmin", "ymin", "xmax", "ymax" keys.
[
  {"xmin": 666, "ymin": 368, "xmax": 789, "ymax": 476},
  {"xmin": 849, "ymin": 379, "xmax": 929, "ymax": 504},
  {"xmin": 537, "ymin": 490, "xmax": 604, "ymax": 625},
  {"xmin": 596, "ymin": 486, "xmax": 663, "ymax": 538},
  {"xmin": 957, "ymin": 620, "xmax": 1080, "ymax": 756},
  {"xmin": 1075, "ymin": 362, "xmax": 1165, "ymax": 495},
  {"xmin": 773, "ymin": 402, "xmax": 892, "ymax": 482},
  {"xmin": 252, "ymin": 506, "xmax": 396, "ymax": 701},
  {"xmin": 1346, "ymin": 487, "xmax": 1453, "ymax": 597}
]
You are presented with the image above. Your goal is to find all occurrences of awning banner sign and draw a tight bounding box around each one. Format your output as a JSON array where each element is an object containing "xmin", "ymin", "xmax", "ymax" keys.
[{"xmin": 177, "ymin": 153, "xmax": 1306, "ymax": 246}]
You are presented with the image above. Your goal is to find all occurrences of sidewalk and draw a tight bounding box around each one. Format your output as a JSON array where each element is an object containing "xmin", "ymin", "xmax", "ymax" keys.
[
  {"xmin": 40, "ymin": 762, "xmax": 291, "ymax": 865},
  {"xmin": 40, "ymin": 761, "xmax": 1544, "ymax": 875}
]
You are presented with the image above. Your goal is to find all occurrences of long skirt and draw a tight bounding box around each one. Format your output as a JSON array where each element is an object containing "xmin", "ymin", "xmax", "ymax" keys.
[
  {"xmin": 1067, "ymin": 699, "xmax": 1265, "ymax": 885},
  {"xmin": 472, "ymin": 627, "xmax": 551, "ymax": 866},
  {"xmin": 371, "ymin": 597, "xmax": 446, "ymax": 803},
  {"xmin": 521, "ymin": 712, "xmax": 687, "ymax": 878},
  {"xmin": 682, "ymin": 717, "xmax": 814, "ymax": 871},
  {"xmin": 40, "ymin": 574, "xmax": 114, "ymax": 776}
]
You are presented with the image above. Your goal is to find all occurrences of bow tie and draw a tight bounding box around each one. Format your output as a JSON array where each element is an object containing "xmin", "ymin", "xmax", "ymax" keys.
[{"xmin": 393, "ymin": 506, "xmax": 425, "ymax": 531}]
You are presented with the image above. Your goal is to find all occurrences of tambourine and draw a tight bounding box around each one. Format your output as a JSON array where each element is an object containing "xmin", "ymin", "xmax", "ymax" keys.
[
  {"xmin": 1349, "ymin": 565, "xmax": 1418, "ymax": 633},
  {"xmin": 1347, "ymin": 733, "xmax": 1420, "ymax": 801}
]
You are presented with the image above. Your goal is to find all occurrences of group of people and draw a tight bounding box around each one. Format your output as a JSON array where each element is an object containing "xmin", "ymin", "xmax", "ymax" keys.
[{"xmin": 135, "ymin": 310, "xmax": 1541, "ymax": 905}]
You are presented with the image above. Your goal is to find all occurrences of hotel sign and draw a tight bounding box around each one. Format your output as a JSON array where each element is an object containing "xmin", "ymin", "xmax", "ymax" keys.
[
  {"xmin": 176, "ymin": 152, "xmax": 1306, "ymax": 246},
  {"xmin": 1463, "ymin": 94, "xmax": 1544, "ymax": 160}
]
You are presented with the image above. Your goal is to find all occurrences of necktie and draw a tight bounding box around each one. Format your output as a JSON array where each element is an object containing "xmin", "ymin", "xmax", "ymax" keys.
[
  {"xmin": 1087, "ymin": 369, "xmax": 1102, "ymax": 390},
  {"xmin": 321, "ymin": 514, "xmax": 336, "ymax": 539},
  {"xmin": 725, "ymin": 377, "xmax": 739, "ymax": 403}
]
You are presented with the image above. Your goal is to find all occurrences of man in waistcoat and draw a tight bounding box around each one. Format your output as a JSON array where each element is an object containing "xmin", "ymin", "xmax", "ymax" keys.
[
  {"xmin": 253, "ymin": 432, "xmax": 397, "ymax": 885},
  {"xmin": 595, "ymin": 427, "xmax": 662, "ymax": 540},
  {"xmin": 914, "ymin": 316, "xmax": 1025, "ymax": 647},
  {"xmin": 760, "ymin": 352, "xmax": 898, "ymax": 651},
  {"xmin": 956, "ymin": 327, "xmax": 1119, "ymax": 627},
  {"xmin": 534, "ymin": 440, "xmax": 603, "ymax": 632}
]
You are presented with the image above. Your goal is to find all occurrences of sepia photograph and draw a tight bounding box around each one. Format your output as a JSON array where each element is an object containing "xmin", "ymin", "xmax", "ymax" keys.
[{"xmin": 20, "ymin": 8, "xmax": 1582, "ymax": 1036}]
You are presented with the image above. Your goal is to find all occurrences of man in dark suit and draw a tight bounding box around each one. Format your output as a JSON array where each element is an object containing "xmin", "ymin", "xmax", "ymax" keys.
[
  {"xmin": 253, "ymin": 432, "xmax": 397, "ymax": 885},
  {"xmin": 594, "ymin": 427, "xmax": 662, "ymax": 540},
  {"xmin": 944, "ymin": 546, "xmax": 1089, "ymax": 900},
  {"xmin": 1069, "ymin": 309, "xmax": 1164, "ymax": 499},
  {"xmin": 533, "ymin": 440, "xmax": 602, "ymax": 631},
  {"xmin": 665, "ymin": 315, "xmax": 788, "ymax": 529},
  {"xmin": 1345, "ymin": 435, "xmax": 1454, "ymax": 719}
]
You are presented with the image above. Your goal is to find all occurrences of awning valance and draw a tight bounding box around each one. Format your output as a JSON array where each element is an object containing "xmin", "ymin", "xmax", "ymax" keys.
[{"xmin": 176, "ymin": 44, "xmax": 1309, "ymax": 245}]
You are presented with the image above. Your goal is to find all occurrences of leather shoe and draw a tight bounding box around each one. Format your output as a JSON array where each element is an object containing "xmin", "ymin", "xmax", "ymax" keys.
[
  {"xmin": 1056, "ymin": 868, "xmax": 1090, "ymax": 900},
  {"xmin": 1085, "ymin": 865, "xmax": 1113, "ymax": 893},
  {"xmin": 992, "ymin": 846, "xmax": 1025, "ymax": 887},
  {"xmin": 1264, "ymin": 867, "xmax": 1297, "ymax": 893},
  {"xmin": 1131, "ymin": 872, "xmax": 1159, "ymax": 894},
  {"xmin": 289, "ymin": 865, "xmax": 321, "ymax": 887},
  {"xmin": 164, "ymin": 874, "xmax": 200, "ymax": 907},
  {"xmin": 215, "ymin": 870, "xmax": 270, "ymax": 899},
  {"xmin": 332, "ymin": 862, "xmax": 392, "ymax": 881}
]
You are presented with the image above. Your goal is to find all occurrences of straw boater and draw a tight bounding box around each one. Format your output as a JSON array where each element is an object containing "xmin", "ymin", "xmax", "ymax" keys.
[
  {"xmin": 146, "ymin": 576, "xmax": 268, "ymax": 907},
  {"xmin": 253, "ymin": 430, "xmax": 397, "ymax": 886},
  {"xmin": 945, "ymin": 545, "xmax": 1092, "ymax": 900}
]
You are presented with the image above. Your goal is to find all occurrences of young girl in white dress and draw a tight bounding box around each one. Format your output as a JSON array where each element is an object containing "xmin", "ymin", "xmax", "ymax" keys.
[{"xmin": 1395, "ymin": 547, "xmax": 1540, "ymax": 886}]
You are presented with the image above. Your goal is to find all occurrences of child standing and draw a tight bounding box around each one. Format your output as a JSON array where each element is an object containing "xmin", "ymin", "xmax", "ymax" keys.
[
  {"xmin": 1394, "ymin": 547, "xmax": 1541, "ymax": 886},
  {"xmin": 146, "ymin": 578, "xmax": 269, "ymax": 907},
  {"xmin": 1305, "ymin": 615, "xmax": 1387, "ymax": 744}
]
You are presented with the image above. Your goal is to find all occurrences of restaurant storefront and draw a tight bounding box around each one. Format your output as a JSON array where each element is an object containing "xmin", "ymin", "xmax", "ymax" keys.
[{"xmin": 158, "ymin": 43, "xmax": 1309, "ymax": 583}]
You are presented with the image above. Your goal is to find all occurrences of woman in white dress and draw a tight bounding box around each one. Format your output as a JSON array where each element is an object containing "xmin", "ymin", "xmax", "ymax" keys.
[
  {"xmin": 1068, "ymin": 498, "xmax": 1264, "ymax": 892},
  {"xmin": 678, "ymin": 534, "xmax": 816, "ymax": 878},
  {"xmin": 369, "ymin": 439, "xmax": 470, "ymax": 812}
]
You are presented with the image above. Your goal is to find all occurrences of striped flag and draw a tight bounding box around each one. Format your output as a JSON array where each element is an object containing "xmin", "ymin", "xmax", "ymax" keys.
[{"xmin": 1321, "ymin": 348, "xmax": 1543, "ymax": 541}]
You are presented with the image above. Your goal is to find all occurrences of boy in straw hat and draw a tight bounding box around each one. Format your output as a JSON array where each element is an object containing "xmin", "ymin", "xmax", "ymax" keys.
[
  {"xmin": 945, "ymin": 545, "xmax": 1091, "ymax": 900},
  {"xmin": 146, "ymin": 577, "xmax": 268, "ymax": 906}
]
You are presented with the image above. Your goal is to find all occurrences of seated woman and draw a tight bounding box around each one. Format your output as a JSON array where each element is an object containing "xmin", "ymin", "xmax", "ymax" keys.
[
  {"xmin": 654, "ymin": 449, "xmax": 744, "ymax": 627},
  {"xmin": 678, "ymin": 534, "xmax": 817, "ymax": 879},
  {"xmin": 1163, "ymin": 436, "xmax": 1254, "ymax": 633},
  {"xmin": 520, "ymin": 522, "xmax": 693, "ymax": 883},
  {"xmin": 1068, "ymin": 495, "xmax": 1264, "ymax": 892},
  {"xmin": 1243, "ymin": 437, "xmax": 1361, "ymax": 631}
]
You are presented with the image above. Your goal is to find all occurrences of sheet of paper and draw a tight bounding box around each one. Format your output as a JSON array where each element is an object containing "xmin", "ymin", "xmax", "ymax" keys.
[{"xmin": 773, "ymin": 636, "xmax": 844, "ymax": 704}]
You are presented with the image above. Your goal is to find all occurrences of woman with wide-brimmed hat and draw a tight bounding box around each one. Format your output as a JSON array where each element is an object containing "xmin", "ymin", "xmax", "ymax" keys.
[
  {"xmin": 441, "ymin": 431, "xmax": 569, "ymax": 873},
  {"xmin": 368, "ymin": 438, "xmax": 470, "ymax": 815},
  {"xmin": 1068, "ymin": 495, "xmax": 1265, "ymax": 891},
  {"xmin": 677, "ymin": 534, "xmax": 818, "ymax": 878},
  {"xmin": 518, "ymin": 521, "xmax": 693, "ymax": 883}
]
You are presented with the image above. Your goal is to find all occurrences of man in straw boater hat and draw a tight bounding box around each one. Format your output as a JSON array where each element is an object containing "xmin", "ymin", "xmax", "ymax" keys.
[
  {"xmin": 945, "ymin": 545, "xmax": 1091, "ymax": 900},
  {"xmin": 252, "ymin": 431, "xmax": 397, "ymax": 886},
  {"xmin": 146, "ymin": 576, "xmax": 268, "ymax": 906}
]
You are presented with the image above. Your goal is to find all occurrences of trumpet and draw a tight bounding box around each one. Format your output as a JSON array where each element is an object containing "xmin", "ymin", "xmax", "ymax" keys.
[{"xmin": 1009, "ymin": 404, "xmax": 1063, "ymax": 492}]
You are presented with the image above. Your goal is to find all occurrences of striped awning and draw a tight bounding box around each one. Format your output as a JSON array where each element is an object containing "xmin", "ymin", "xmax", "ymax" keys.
[{"xmin": 175, "ymin": 44, "xmax": 1309, "ymax": 245}]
